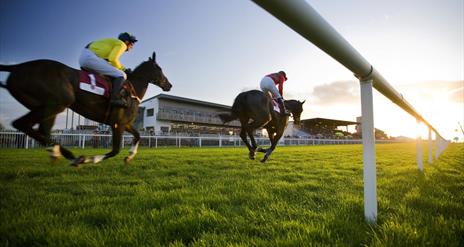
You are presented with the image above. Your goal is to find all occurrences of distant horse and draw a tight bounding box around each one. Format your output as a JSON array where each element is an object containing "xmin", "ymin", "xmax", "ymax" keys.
[
  {"xmin": 0, "ymin": 52, "xmax": 171, "ymax": 166},
  {"xmin": 219, "ymin": 90, "xmax": 305, "ymax": 162}
]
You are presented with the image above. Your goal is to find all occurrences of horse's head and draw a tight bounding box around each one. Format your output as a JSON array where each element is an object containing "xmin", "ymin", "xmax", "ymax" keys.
[
  {"xmin": 133, "ymin": 52, "xmax": 172, "ymax": 92},
  {"xmin": 285, "ymin": 100, "xmax": 305, "ymax": 125}
]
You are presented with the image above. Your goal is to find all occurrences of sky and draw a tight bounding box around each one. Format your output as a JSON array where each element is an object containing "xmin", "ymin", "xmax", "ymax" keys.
[{"xmin": 0, "ymin": 0, "xmax": 463, "ymax": 141}]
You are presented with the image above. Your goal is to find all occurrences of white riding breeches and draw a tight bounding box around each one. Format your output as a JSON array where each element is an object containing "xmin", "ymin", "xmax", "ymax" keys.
[
  {"xmin": 79, "ymin": 49, "xmax": 126, "ymax": 79},
  {"xmin": 260, "ymin": 76, "xmax": 282, "ymax": 99}
]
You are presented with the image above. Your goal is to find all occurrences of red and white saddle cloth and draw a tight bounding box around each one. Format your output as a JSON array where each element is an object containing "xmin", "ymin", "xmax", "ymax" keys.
[
  {"xmin": 271, "ymin": 98, "xmax": 281, "ymax": 113},
  {"xmin": 79, "ymin": 71, "xmax": 111, "ymax": 98}
]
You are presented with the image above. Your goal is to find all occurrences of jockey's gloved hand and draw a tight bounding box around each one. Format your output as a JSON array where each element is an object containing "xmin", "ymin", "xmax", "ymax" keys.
[{"xmin": 124, "ymin": 68, "xmax": 132, "ymax": 75}]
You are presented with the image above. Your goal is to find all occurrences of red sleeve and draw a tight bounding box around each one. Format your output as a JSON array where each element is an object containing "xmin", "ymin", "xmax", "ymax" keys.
[{"xmin": 278, "ymin": 81, "xmax": 284, "ymax": 97}]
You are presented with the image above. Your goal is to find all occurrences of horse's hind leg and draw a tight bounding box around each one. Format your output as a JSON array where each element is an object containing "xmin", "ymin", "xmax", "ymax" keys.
[
  {"xmin": 13, "ymin": 107, "xmax": 64, "ymax": 147},
  {"xmin": 12, "ymin": 110, "xmax": 50, "ymax": 145},
  {"xmin": 239, "ymin": 126, "xmax": 255, "ymax": 160},
  {"xmin": 39, "ymin": 116, "xmax": 75, "ymax": 161},
  {"xmin": 14, "ymin": 106, "xmax": 76, "ymax": 162},
  {"xmin": 247, "ymin": 116, "xmax": 272, "ymax": 156},
  {"xmin": 102, "ymin": 125, "xmax": 124, "ymax": 160},
  {"xmin": 123, "ymin": 124, "xmax": 140, "ymax": 164},
  {"xmin": 246, "ymin": 128, "xmax": 258, "ymax": 159}
]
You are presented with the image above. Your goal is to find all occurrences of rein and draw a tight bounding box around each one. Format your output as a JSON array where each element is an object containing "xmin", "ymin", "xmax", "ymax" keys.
[{"xmin": 124, "ymin": 80, "xmax": 141, "ymax": 103}]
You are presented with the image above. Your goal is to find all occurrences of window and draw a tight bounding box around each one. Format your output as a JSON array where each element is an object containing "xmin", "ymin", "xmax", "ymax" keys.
[{"xmin": 146, "ymin": 108, "xmax": 154, "ymax": 117}]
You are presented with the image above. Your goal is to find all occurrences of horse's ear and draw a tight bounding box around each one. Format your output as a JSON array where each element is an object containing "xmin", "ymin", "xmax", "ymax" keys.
[
  {"xmin": 301, "ymin": 100, "xmax": 306, "ymax": 105},
  {"xmin": 152, "ymin": 52, "xmax": 156, "ymax": 62}
]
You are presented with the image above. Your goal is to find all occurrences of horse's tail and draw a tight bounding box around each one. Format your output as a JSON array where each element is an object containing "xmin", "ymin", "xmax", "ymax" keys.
[
  {"xmin": 218, "ymin": 112, "xmax": 236, "ymax": 123},
  {"xmin": 218, "ymin": 96, "xmax": 241, "ymax": 123},
  {"xmin": 0, "ymin": 64, "xmax": 14, "ymax": 89}
]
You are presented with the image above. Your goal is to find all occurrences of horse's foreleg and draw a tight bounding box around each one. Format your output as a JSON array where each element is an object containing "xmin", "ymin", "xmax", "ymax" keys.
[
  {"xmin": 258, "ymin": 128, "xmax": 275, "ymax": 153},
  {"xmin": 261, "ymin": 131, "xmax": 283, "ymax": 163},
  {"xmin": 71, "ymin": 125, "xmax": 124, "ymax": 166},
  {"xmin": 124, "ymin": 124, "xmax": 140, "ymax": 164},
  {"xmin": 102, "ymin": 125, "xmax": 124, "ymax": 161}
]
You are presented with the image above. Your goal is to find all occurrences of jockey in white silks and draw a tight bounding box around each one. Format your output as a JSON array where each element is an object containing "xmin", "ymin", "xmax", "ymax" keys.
[{"xmin": 260, "ymin": 70, "xmax": 289, "ymax": 116}]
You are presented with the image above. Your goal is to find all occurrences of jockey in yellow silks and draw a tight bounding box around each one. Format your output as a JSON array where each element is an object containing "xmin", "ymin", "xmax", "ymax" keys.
[{"xmin": 79, "ymin": 32, "xmax": 137, "ymax": 107}]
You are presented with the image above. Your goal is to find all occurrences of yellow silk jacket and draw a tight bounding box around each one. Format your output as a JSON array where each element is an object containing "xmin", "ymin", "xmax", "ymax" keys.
[{"xmin": 88, "ymin": 38, "xmax": 127, "ymax": 70}]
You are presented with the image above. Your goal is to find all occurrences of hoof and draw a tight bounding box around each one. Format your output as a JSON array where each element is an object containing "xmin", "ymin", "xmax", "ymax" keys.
[
  {"xmin": 71, "ymin": 155, "xmax": 86, "ymax": 167},
  {"xmin": 92, "ymin": 155, "xmax": 105, "ymax": 164},
  {"xmin": 260, "ymin": 156, "xmax": 269, "ymax": 163},
  {"xmin": 248, "ymin": 152, "xmax": 256, "ymax": 160},
  {"xmin": 257, "ymin": 147, "xmax": 267, "ymax": 153},
  {"xmin": 124, "ymin": 157, "xmax": 132, "ymax": 165},
  {"xmin": 47, "ymin": 144, "xmax": 62, "ymax": 161}
]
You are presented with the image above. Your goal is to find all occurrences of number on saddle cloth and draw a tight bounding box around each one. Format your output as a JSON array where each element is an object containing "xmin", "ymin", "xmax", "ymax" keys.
[{"xmin": 78, "ymin": 69, "xmax": 112, "ymax": 98}]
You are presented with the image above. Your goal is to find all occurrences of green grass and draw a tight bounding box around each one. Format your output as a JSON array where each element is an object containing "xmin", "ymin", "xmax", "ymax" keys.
[{"xmin": 0, "ymin": 143, "xmax": 463, "ymax": 246}]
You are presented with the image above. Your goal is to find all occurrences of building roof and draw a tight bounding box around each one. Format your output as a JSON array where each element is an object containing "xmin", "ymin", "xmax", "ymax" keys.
[
  {"xmin": 301, "ymin": 117, "xmax": 359, "ymax": 127},
  {"xmin": 142, "ymin": 94, "xmax": 231, "ymax": 110}
]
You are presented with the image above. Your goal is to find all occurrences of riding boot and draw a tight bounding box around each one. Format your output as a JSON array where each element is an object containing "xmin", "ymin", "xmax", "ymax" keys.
[
  {"xmin": 277, "ymin": 98, "xmax": 290, "ymax": 116},
  {"xmin": 110, "ymin": 77, "xmax": 127, "ymax": 107}
]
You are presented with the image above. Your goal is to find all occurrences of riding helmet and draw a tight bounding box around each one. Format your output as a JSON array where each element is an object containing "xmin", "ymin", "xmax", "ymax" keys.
[
  {"xmin": 279, "ymin": 71, "xmax": 287, "ymax": 80},
  {"xmin": 118, "ymin": 32, "xmax": 138, "ymax": 43}
]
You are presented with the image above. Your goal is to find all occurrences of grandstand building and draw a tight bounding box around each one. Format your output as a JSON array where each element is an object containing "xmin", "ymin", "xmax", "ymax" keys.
[
  {"xmin": 288, "ymin": 117, "xmax": 389, "ymax": 139},
  {"xmin": 135, "ymin": 94, "xmax": 241, "ymax": 135},
  {"xmin": 299, "ymin": 117, "xmax": 359, "ymax": 139}
]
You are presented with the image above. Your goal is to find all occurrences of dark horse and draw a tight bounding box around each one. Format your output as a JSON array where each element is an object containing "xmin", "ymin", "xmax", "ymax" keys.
[
  {"xmin": 0, "ymin": 52, "xmax": 171, "ymax": 166},
  {"xmin": 219, "ymin": 90, "xmax": 305, "ymax": 162}
]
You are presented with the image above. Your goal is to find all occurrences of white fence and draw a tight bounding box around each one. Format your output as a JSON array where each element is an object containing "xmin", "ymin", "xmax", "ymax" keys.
[{"xmin": 0, "ymin": 131, "xmax": 403, "ymax": 149}]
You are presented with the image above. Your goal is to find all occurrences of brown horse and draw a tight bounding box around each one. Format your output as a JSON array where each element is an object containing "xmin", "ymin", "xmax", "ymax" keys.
[
  {"xmin": 0, "ymin": 52, "xmax": 171, "ymax": 166},
  {"xmin": 219, "ymin": 90, "xmax": 305, "ymax": 162}
]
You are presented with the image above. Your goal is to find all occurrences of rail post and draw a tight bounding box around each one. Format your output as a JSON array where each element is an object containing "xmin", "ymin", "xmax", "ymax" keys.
[
  {"xmin": 360, "ymin": 78, "xmax": 377, "ymax": 223},
  {"xmin": 428, "ymin": 128, "xmax": 433, "ymax": 164},
  {"xmin": 416, "ymin": 119, "xmax": 423, "ymax": 172}
]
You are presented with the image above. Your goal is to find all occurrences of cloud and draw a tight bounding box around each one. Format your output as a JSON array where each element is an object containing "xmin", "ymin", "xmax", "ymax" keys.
[
  {"xmin": 449, "ymin": 87, "xmax": 464, "ymax": 103},
  {"xmin": 310, "ymin": 80, "xmax": 360, "ymax": 105},
  {"xmin": 399, "ymin": 80, "xmax": 464, "ymax": 103}
]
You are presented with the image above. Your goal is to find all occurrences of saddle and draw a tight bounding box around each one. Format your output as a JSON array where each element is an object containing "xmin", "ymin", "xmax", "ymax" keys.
[{"xmin": 79, "ymin": 68, "xmax": 136, "ymax": 102}]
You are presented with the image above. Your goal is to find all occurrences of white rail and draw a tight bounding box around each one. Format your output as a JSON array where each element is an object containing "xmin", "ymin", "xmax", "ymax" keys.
[
  {"xmin": 251, "ymin": 0, "xmax": 449, "ymax": 223},
  {"xmin": 0, "ymin": 131, "xmax": 403, "ymax": 149}
]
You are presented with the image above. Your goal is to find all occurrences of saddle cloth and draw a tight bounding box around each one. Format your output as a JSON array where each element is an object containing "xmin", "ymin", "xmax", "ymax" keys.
[
  {"xmin": 271, "ymin": 98, "xmax": 280, "ymax": 113},
  {"xmin": 79, "ymin": 71, "xmax": 111, "ymax": 98}
]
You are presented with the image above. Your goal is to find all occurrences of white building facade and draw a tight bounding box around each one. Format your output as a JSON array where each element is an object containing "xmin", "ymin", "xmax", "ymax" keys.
[{"xmin": 137, "ymin": 94, "xmax": 241, "ymax": 135}]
